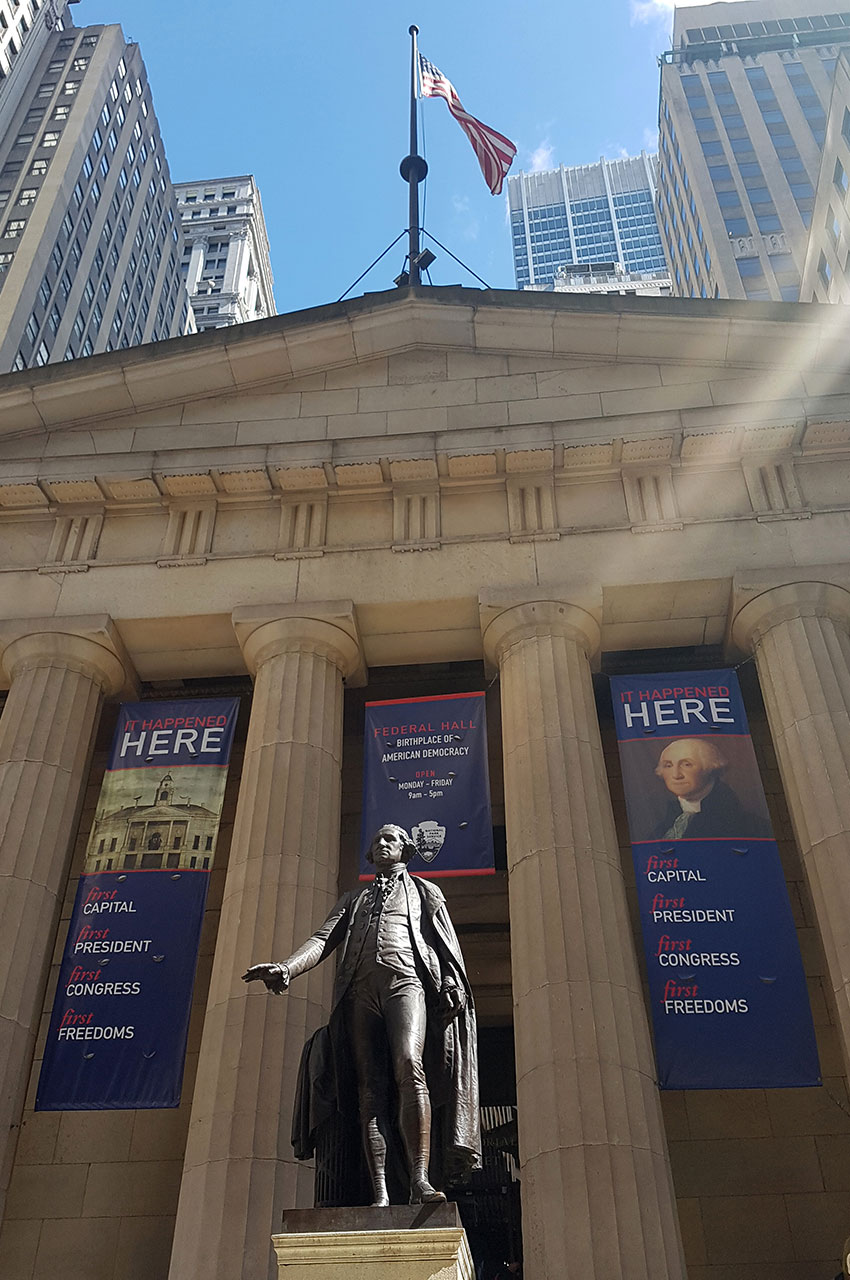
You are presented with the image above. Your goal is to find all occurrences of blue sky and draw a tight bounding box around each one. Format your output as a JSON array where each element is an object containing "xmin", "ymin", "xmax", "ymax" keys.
[{"xmin": 76, "ymin": 0, "xmax": 690, "ymax": 314}]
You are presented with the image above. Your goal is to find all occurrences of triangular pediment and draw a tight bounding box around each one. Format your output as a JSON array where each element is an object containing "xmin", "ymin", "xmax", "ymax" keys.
[{"xmin": 0, "ymin": 287, "xmax": 847, "ymax": 462}]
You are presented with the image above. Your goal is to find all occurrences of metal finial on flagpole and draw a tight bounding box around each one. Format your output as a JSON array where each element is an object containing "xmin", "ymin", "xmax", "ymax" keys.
[{"xmin": 399, "ymin": 23, "xmax": 428, "ymax": 286}]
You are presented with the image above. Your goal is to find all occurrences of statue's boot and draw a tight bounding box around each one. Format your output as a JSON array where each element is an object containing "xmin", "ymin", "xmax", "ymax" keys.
[
  {"xmin": 363, "ymin": 1115, "xmax": 391, "ymax": 1207},
  {"xmin": 409, "ymin": 1178, "xmax": 447, "ymax": 1204},
  {"xmin": 400, "ymin": 1091, "xmax": 446, "ymax": 1204}
]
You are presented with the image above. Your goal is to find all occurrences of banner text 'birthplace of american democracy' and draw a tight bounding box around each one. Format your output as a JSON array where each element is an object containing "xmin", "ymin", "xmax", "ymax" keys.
[{"xmin": 361, "ymin": 692, "xmax": 495, "ymax": 878}]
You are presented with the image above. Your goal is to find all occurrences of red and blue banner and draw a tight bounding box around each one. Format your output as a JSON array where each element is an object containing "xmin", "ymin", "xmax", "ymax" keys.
[
  {"xmin": 360, "ymin": 692, "xmax": 495, "ymax": 878},
  {"xmin": 610, "ymin": 670, "xmax": 819, "ymax": 1090},
  {"xmin": 36, "ymin": 698, "xmax": 239, "ymax": 1111}
]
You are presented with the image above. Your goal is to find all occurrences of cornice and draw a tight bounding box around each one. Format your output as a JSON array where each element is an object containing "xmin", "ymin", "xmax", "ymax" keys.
[{"xmin": 0, "ymin": 417, "xmax": 843, "ymax": 516}]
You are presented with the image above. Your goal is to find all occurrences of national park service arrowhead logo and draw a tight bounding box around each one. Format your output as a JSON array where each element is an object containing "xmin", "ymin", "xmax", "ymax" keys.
[{"xmin": 411, "ymin": 821, "xmax": 446, "ymax": 864}]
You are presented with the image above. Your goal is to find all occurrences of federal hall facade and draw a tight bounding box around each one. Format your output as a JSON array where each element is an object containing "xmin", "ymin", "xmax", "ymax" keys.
[{"xmin": 1, "ymin": 285, "xmax": 850, "ymax": 1280}]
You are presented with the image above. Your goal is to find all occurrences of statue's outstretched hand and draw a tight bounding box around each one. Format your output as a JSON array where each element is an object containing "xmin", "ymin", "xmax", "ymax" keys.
[{"xmin": 241, "ymin": 962, "xmax": 290, "ymax": 995}]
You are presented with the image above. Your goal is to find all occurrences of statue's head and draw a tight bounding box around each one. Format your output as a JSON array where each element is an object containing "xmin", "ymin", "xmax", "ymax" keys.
[{"xmin": 366, "ymin": 824, "xmax": 417, "ymax": 868}]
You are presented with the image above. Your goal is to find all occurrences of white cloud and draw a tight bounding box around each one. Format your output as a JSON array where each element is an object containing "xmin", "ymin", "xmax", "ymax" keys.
[
  {"xmin": 529, "ymin": 140, "xmax": 554, "ymax": 172},
  {"xmin": 631, "ymin": 0, "xmax": 718, "ymax": 25},
  {"xmin": 643, "ymin": 124, "xmax": 659, "ymax": 152},
  {"xmin": 452, "ymin": 194, "xmax": 479, "ymax": 241}
]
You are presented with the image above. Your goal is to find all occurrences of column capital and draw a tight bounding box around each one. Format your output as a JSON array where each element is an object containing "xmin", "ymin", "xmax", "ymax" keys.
[
  {"xmin": 232, "ymin": 601, "xmax": 366, "ymax": 685},
  {"xmin": 731, "ymin": 578, "xmax": 850, "ymax": 654},
  {"xmin": 0, "ymin": 614, "xmax": 136, "ymax": 697},
  {"xmin": 479, "ymin": 588, "xmax": 602, "ymax": 673}
]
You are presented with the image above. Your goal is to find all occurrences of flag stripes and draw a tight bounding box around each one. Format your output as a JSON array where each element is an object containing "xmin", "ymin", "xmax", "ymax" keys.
[{"xmin": 418, "ymin": 54, "xmax": 516, "ymax": 196}]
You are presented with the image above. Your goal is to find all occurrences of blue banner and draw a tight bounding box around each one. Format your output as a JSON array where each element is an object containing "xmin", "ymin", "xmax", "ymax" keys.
[
  {"xmin": 36, "ymin": 698, "xmax": 239, "ymax": 1110},
  {"xmin": 360, "ymin": 693, "xmax": 495, "ymax": 878},
  {"xmin": 610, "ymin": 671, "xmax": 819, "ymax": 1090}
]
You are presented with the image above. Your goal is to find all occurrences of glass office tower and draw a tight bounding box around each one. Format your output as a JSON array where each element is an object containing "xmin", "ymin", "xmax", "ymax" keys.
[
  {"xmin": 658, "ymin": 0, "xmax": 850, "ymax": 299},
  {"xmin": 507, "ymin": 153, "xmax": 668, "ymax": 289}
]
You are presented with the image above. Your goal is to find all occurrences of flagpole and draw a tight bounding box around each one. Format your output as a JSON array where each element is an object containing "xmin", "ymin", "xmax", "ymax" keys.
[{"xmin": 400, "ymin": 24, "xmax": 427, "ymax": 286}]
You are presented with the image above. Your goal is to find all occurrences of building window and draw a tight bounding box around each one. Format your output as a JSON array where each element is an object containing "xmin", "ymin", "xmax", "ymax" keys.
[
  {"xmin": 818, "ymin": 251, "xmax": 833, "ymax": 287},
  {"xmin": 17, "ymin": 188, "xmax": 37, "ymax": 206},
  {"xmin": 4, "ymin": 219, "xmax": 26, "ymax": 238},
  {"xmin": 15, "ymin": 132, "xmax": 35, "ymax": 146},
  {"xmin": 30, "ymin": 158, "xmax": 48, "ymax": 176},
  {"xmin": 64, "ymin": 79, "xmax": 80, "ymax": 95},
  {"xmin": 72, "ymin": 56, "xmax": 89, "ymax": 72},
  {"xmin": 827, "ymin": 207, "xmax": 841, "ymax": 246},
  {"xmin": 53, "ymin": 105, "xmax": 70, "ymax": 121},
  {"xmin": 34, "ymin": 340, "xmax": 49, "ymax": 366},
  {"xmin": 41, "ymin": 130, "xmax": 61, "ymax": 148}
]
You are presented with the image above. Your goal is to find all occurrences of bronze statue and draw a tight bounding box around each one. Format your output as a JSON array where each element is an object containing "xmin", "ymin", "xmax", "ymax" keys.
[{"xmin": 242, "ymin": 824, "xmax": 481, "ymax": 1206}]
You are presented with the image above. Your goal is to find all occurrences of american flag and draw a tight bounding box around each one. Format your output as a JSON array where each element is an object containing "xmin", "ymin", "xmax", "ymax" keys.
[{"xmin": 418, "ymin": 54, "xmax": 516, "ymax": 196}]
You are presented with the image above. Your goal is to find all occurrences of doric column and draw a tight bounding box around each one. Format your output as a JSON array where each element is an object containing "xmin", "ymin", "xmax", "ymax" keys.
[
  {"xmin": 480, "ymin": 596, "xmax": 686, "ymax": 1280},
  {"xmin": 732, "ymin": 579, "xmax": 850, "ymax": 1073},
  {"xmin": 169, "ymin": 603, "xmax": 365, "ymax": 1280},
  {"xmin": 0, "ymin": 618, "xmax": 130, "ymax": 1224}
]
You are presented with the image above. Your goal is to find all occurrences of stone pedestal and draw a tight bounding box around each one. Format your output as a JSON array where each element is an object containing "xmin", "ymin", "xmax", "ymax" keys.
[
  {"xmin": 481, "ymin": 595, "xmax": 686, "ymax": 1280},
  {"xmin": 0, "ymin": 617, "xmax": 131, "ymax": 1225},
  {"xmin": 273, "ymin": 1205, "xmax": 473, "ymax": 1280},
  {"xmin": 168, "ymin": 603, "xmax": 364, "ymax": 1280}
]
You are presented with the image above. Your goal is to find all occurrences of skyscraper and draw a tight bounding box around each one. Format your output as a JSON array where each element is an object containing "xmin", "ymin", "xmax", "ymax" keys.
[
  {"xmin": 0, "ymin": 0, "xmax": 78, "ymax": 138},
  {"xmin": 0, "ymin": 20, "xmax": 193, "ymax": 372},
  {"xmin": 799, "ymin": 48, "xmax": 850, "ymax": 299},
  {"xmin": 174, "ymin": 175, "xmax": 275, "ymax": 331},
  {"xmin": 657, "ymin": 0, "xmax": 850, "ymax": 300},
  {"xmin": 507, "ymin": 154, "xmax": 669, "ymax": 289}
]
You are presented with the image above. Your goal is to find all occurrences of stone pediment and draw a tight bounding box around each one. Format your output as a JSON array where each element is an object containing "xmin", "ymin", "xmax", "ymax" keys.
[
  {"xmin": 0, "ymin": 286, "xmax": 848, "ymax": 523},
  {"xmin": 0, "ymin": 286, "xmax": 848, "ymax": 453}
]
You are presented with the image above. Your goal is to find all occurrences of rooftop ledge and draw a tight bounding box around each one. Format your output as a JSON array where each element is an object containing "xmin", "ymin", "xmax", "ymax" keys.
[{"xmin": 0, "ymin": 284, "xmax": 846, "ymax": 435}]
